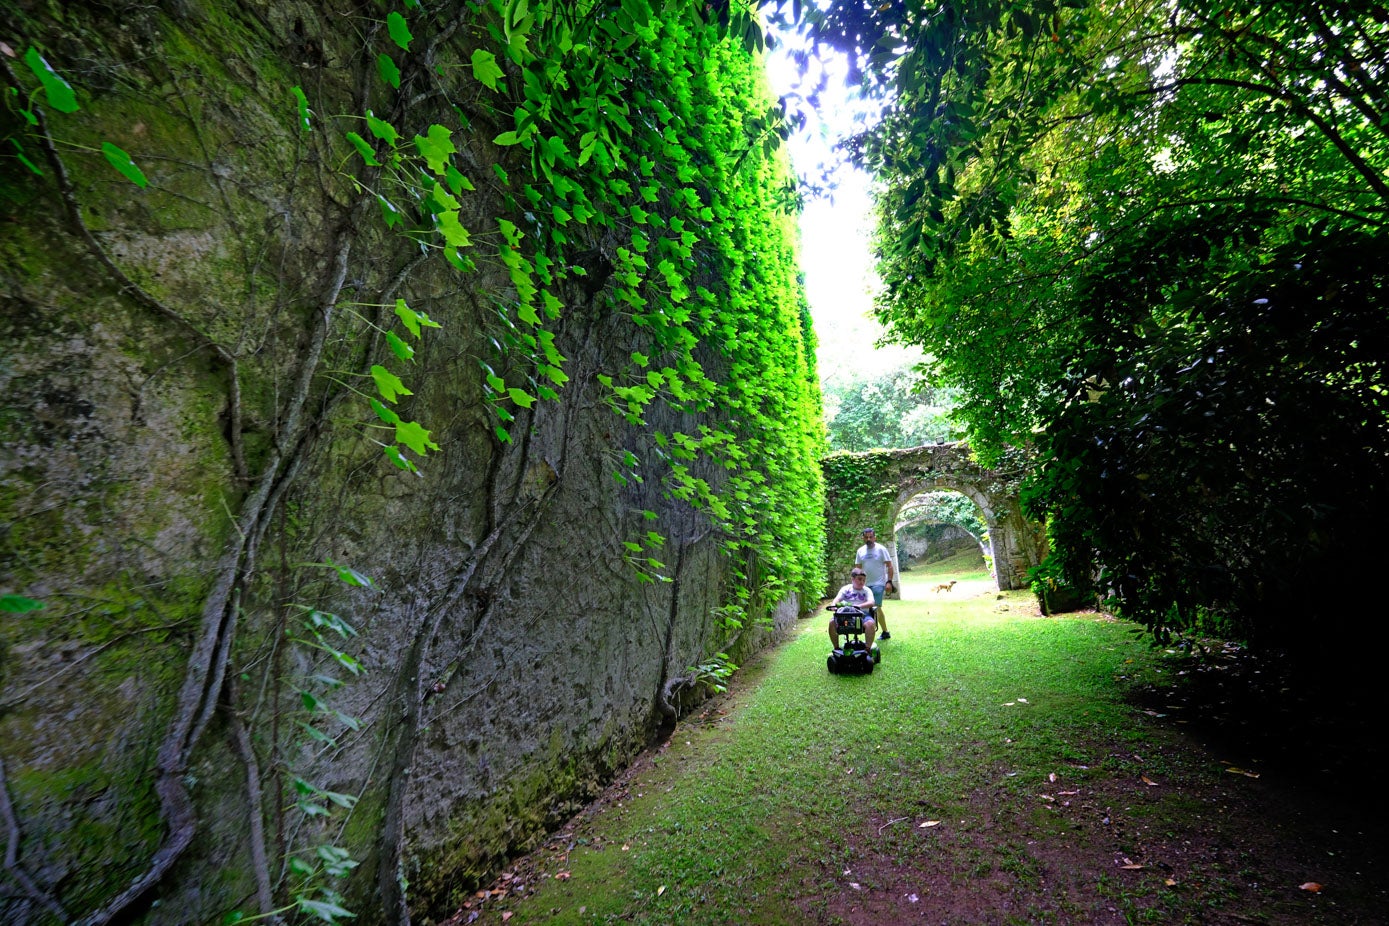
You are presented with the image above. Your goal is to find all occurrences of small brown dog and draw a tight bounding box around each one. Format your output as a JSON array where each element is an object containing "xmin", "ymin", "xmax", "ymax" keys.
[{"xmin": 933, "ymin": 580, "xmax": 957, "ymax": 593}]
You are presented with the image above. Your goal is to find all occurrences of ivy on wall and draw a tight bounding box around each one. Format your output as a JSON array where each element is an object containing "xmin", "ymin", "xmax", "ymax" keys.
[{"xmin": 434, "ymin": 0, "xmax": 827, "ymax": 608}]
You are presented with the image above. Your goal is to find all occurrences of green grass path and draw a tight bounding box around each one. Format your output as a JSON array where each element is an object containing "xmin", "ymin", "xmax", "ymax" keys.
[{"xmin": 455, "ymin": 554, "xmax": 1381, "ymax": 925}]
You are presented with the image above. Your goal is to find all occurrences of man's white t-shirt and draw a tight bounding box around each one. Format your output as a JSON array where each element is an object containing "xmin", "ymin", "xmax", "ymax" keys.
[{"xmin": 856, "ymin": 543, "xmax": 894, "ymax": 586}]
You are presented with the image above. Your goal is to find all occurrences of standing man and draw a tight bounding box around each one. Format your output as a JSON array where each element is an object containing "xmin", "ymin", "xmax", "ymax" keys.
[{"xmin": 855, "ymin": 528, "xmax": 896, "ymax": 639}]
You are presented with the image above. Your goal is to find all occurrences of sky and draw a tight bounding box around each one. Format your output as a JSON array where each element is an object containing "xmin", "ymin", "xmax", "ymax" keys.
[{"xmin": 763, "ymin": 31, "xmax": 923, "ymax": 383}]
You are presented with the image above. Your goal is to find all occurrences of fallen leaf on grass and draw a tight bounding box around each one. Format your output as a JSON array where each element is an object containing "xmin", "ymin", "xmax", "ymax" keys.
[
  {"xmin": 501, "ymin": 913, "xmax": 513, "ymax": 922},
  {"xmin": 1224, "ymin": 766, "xmax": 1261, "ymax": 778},
  {"xmin": 918, "ymin": 820, "xmax": 941, "ymax": 827},
  {"xmin": 1165, "ymin": 878, "xmax": 1177, "ymax": 886},
  {"xmin": 849, "ymin": 882, "xmax": 862, "ymax": 891},
  {"xmin": 1119, "ymin": 857, "xmax": 1144, "ymax": 870},
  {"xmin": 1141, "ymin": 776, "xmax": 1159, "ymax": 786},
  {"xmin": 555, "ymin": 871, "xmax": 571, "ymax": 881},
  {"xmin": 1300, "ymin": 882, "xmax": 1324, "ymax": 892},
  {"xmin": 657, "ymin": 886, "xmax": 666, "ymax": 896},
  {"xmin": 1039, "ymin": 794, "xmax": 1055, "ymax": 802}
]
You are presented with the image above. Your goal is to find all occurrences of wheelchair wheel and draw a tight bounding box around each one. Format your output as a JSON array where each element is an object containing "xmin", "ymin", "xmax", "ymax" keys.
[
  {"xmin": 826, "ymin": 654, "xmax": 839, "ymax": 674},
  {"xmin": 871, "ymin": 643, "xmax": 881, "ymax": 665}
]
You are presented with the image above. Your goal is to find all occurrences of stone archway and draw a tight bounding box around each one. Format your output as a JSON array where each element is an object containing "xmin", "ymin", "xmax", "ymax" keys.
[{"xmin": 820, "ymin": 443, "xmax": 1045, "ymax": 595}]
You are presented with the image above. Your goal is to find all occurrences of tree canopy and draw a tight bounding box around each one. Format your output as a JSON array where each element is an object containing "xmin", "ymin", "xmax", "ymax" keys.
[
  {"xmin": 822, "ymin": 355, "xmax": 960, "ymax": 450},
  {"xmin": 774, "ymin": 0, "xmax": 1389, "ymax": 659}
]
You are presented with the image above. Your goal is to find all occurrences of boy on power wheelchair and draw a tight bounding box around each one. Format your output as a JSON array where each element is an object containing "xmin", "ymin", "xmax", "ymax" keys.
[{"xmin": 825, "ymin": 569, "xmax": 882, "ymax": 675}]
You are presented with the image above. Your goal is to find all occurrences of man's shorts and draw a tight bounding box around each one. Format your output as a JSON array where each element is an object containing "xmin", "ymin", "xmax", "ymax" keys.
[{"xmin": 869, "ymin": 583, "xmax": 886, "ymax": 606}]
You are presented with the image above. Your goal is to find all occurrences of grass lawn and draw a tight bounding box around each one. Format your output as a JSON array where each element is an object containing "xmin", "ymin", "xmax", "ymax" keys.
[{"xmin": 445, "ymin": 555, "xmax": 1388, "ymax": 925}]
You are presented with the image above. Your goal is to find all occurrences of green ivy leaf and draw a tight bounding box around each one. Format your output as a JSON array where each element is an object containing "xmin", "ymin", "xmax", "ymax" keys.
[
  {"xmin": 507, "ymin": 387, "xmax": 536, "ymax": 408},
  {"xmin": 387, "ymin": 10, "xmax": 414, "ymax": 50},
  {"xmin": 377, "ymin": 53, "xmax": 401, "ymax": 89},
  {"xmin": 414, "ymin": 124, "xmax": 455, "ymax": 174},
  {"xmin": 370, "ymin": 398, "xmax": 400, "ymax": 424},
  {"xmin": 297, "ymin": 898, "xmax": 356, "ymax": 924},
  {"xmin": 0, "ymin": 594, "xmax": 44, "ymax": 613},
  {"xmin": 10, "ymin": 140, "xmax": 43, "ymax": 177},
  {"xmin": 493, "ymin": 130, "xmax": 522, "ymax": 146},
  {"xmin": 345, "ymin": 131, "xmax": 380, "ymax": 166},
  {"xmin": 471, "ymin": 49, "xmax": 505, "ymax": 90},
  {"xmin": 370, "ymin": 364, "xmax": 412, "ymax": 403},
  {"xmin": 383, "ymin": 445, "xmax": 418, "ymax": 473},
  {"xmin": 101, "ymin": 143, "xmax": 148, "ymax": 188},
  {"xmin": 377, "ymin": 195, "xmax": 403, "ymax": 229},
  {"xmin": 385, "ymin": 331, "xmax": 414, "ymax": 361},
  {"xmin": 365, "ymin": 111, "xmax": 399, "ymax": 146},
  {"xmin": 395, "ymin": 419, "xmax": 439, "ymax": 455},
  {"xmin": 394, "ymin": 299, "xmax": 440, "ymax": 338},
  {"xmin": 332, "ymin": 563, "xmax": 375, "ymax": 588},
  {"xmin": 436, "ymin": 210, "xmax": 472, "ymax": 247},
  {"xmin": 290, "ymin": 85, "xmax": 312, "ymax": 132},
  {"xmin": 24, "ymin": 48, "xmax": 78, "ymax": 113}
]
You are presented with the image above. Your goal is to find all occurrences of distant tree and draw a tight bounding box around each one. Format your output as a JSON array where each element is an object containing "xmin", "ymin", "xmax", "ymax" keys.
[{"xmin": 822, "ymin": 357, "xmax": 960, "ymax": 451}]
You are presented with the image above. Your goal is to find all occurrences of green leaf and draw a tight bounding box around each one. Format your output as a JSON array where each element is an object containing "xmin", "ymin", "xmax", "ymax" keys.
[
  {"xmin": 365, "ymin": 111, "xmax": 399, "ymax": 146},
  {"xmin": 393, "ymin": 298, "xmax": 440, "ymax": 337},
  {"xmin": 436, "ymin": 210, "xmax": 472, "ymax": 247},
  {"xmin": 290, "ymin": 85, "xmax": 312, "ymax": 132},
  {"xmin": 507, "ymin": 387, "xmax": 536, "ymax": 408},
  {"xmin": 24, "ymin": 48, "xmax": 78, "ymax": 113},
  {"xmin": 376, "ymin": 195, "xmax": 403, "ymax": 229},
  {"xmin": 395, "ymin": 419, "xmax": 439, "ymax": 455},
  {"xmin": 9, "ymin": 140, "xmax": 43, "ymax": 177},
  {"xmin": 370, "ymin": 364, "xmax": 412, "ymax": 403},
  {"xmin": 495, "ymin": 425, "xmax": 512, "ymax": 443},
  {"xmin": 414, "ymin": 124, "xmax": 455, "ymax": 174},
  {"xmin": 0, "ymin": 595, "xmax": 44, "ymax": 613},
  {"xmin": 541, "ymin": 290, "xmax": 563, "ymax": 318},
  {"xmin": 471, "ymin": 49, "xmax": 505, "ymax": 91},
  {"xmin": 345, "ymin": 132, "xmax": 380, "ymax": 166},
  {"xmin": 377, "ymin": 53, "xmax": 401, "ymax": 89},
  {"xmin": 385, "ymin": 331, "xmax": 414, "ymax": 361},
  {"xmin": 383, "ymin": 445, "xmax": 418, "ymax": 473},
  {"xmin": 371, "ymin": 398, "xmax": 400, "ymax": 424},
  {"xmin": 386, "ymin": 11, "xmax": 414, "ymax": 50},
  {"xmin": 332, "ymin": 564, "xmax": 375, "ymax": 588},
  {"xmin": 493, "ymin": 130, "xmax": 522, "ymax": 146},
  {"xmin": 101, "ymin": 143, "xmax": 148, "ymax": 188},
  {"xmin": 297, "ymin": 898, "xmax": 357, "ymax": 924}
]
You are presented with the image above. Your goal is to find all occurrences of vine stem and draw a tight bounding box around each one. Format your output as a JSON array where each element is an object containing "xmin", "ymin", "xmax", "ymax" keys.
[
  {"xmin": 79, "ymin": 191, "xmax": 368, "ymax": 926},
  {"xmin": 0, "ymin": 754, "xmax": 69, "ymax": 922}
]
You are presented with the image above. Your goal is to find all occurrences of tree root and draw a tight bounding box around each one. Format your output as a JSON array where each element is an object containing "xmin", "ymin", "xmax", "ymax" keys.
[{"xmin": 0, "ymin": 754, "xmax": 69, "ymax": 923}]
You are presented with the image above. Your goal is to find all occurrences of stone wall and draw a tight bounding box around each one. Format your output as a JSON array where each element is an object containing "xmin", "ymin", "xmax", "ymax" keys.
[
  {"xmin": 0, "ymin": 4, "xmax": 806, "ymax": 923},
  {"xmin": 821, "ymin": 444, "xmax": 1045, "ymax": 594}
]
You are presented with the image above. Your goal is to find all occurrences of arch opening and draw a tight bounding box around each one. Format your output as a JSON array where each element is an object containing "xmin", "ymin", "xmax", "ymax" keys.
[{"xmin": 894, "ymin": 489, "xmax": 991, "ymax": 583}]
